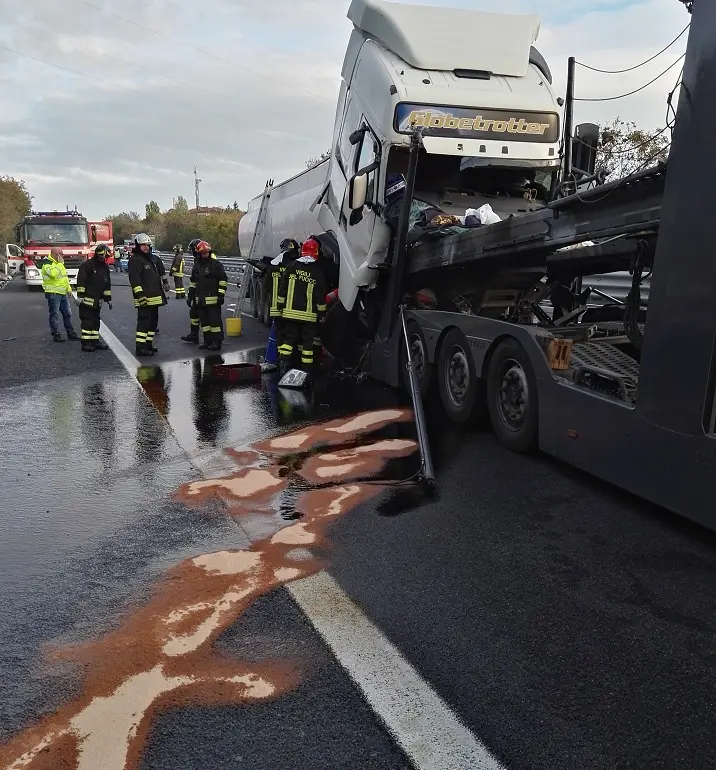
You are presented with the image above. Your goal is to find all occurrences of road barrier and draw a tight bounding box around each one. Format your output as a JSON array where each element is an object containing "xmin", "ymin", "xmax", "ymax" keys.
[{"xmin": 156, "ymin": 252, "xmax": 247, "ymax": 280}]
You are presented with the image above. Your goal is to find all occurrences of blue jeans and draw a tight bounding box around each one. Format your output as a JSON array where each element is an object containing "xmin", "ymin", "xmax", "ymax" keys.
[{"xmin": 46, "ymin": 293, "xmax": 75, "ymax": 335}]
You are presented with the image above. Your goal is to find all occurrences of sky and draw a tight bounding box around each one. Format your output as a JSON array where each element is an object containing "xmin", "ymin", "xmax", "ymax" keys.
[{"xmin": 0, "ymin": 0, "xmax": 690, "ymax": 219}]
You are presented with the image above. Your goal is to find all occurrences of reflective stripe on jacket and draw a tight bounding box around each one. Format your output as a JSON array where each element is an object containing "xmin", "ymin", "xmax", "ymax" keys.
[
  {"xmin": 76, "ymin": 258, "xmax": 112, "ymax": 307},
  {"xmin": 170, "ymin": 256, "xmax": 184, "ymax": 276},
  {"xmin": 189, "ymin": 254, "xmax": 228, "ymax": 307},
  {"xmin": 264, "ymin": 252, "xmax": 295, "ymax": 319},
  {"xmin": 128, "ymin": 251, "xmax": 166, "ymax": 308},
  {"xmin": 278, "ymin": 256, "xmax": 327, "ymax": 323},
  {"xmin": 41, "ymin": 256, "xmax": 71, "ymax": 294}
]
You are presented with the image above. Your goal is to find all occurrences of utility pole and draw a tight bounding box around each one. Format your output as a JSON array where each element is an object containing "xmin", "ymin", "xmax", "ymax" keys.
[{"xmin": 194, "ymin": 166, "xmax": 202, "ymax": 211}]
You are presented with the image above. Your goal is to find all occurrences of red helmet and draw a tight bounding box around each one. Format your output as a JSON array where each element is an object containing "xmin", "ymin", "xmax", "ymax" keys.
[
  {"xmin": 301, "ymin": 238, "xmax": 320, "ymax": 260},
  {"xmin": 195, "ymin": 240, "xmax": 211, "ymax": 255}
]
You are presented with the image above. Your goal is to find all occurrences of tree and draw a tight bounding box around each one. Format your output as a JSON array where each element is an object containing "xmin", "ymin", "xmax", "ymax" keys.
[
  {"xmin": 106, "ymin": 211, "xmax": 142, "ymax": 245},
  {"xmin": 597, "ymin": 118, "xmax": 671, "ymax": 180},
  {"xmin": 0, "ymin": 176, "xmax": 32, "ymax": 246},
  {"xmin": 305, "ymin": 150, "xmax": 331, "ymax": 170},
  {"xmin": 145, "ymin": 200, "xmax": 161, "ymax": 220},
  {"xmin": 173, "ymin": 196, "xmax": 189, "ymax": 213}
]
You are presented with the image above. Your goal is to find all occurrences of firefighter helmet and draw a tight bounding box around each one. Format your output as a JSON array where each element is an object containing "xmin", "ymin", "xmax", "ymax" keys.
[
  {"xmin": 94, "ymin": 243, "xmax": 108, "ymax": 258},
  {"xmin": 134, "ymin": 233, "xmax": 152, "ymax": 247},
  {"xmin": 195, "ymin": 240, "xmax": 211, "ymax": 256},
  {"xmin": 280, "ymin": 238, "xmax": 299, "ymax": 253},
  {"xmin": 188, "ymin": 238, "xmax": 202, "ymax": 256},
  {"xmin": 301, "ymin": 238, "xmax": 320, "ymax": 260}
]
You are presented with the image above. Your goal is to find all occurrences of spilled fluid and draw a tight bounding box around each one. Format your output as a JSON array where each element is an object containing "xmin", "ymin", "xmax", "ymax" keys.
[
  {"xmin": 0, "ymin": 408, "xmax": 419, "ymax": 770},
  {"xmin": 132, "ymin": 350, "xmax": 410, "ymax": 460}
]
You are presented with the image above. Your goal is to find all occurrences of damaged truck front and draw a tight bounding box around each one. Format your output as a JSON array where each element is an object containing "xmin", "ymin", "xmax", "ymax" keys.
[{"xmin": 239, "ymin": 0, "xmax": 564, "ymax": 335}]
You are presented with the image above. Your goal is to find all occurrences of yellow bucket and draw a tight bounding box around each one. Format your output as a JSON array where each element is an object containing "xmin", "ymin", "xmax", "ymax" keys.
[{"xmin": 225, "ymin": 317, "xmax": 242, "ymax": 337}]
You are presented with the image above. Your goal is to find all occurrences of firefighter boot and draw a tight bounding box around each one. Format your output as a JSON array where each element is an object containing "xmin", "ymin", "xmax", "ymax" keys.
[
  {"xmin": 94, "ymin": 339, "xmax": 109, "ymax": 351},
  {"xmin": 181, "ymin": 334, "xmax": 199, "ymax": 343},
  {"xmin": 135, "ymin": 344, "xmax": 154, "ymax": 357},
  {"xmin": 81, "ymin": 342, "xmax": 95, "ymax": 353}
]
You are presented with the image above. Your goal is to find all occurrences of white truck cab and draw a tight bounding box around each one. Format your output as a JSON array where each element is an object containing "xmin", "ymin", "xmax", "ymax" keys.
[
  {"xmin": 317, "ymin": 0, "xmax": 562, "ymax": 310},
  {"xmin": 239, "ymin": 0, "xmax": 563, "ymax": 314}
]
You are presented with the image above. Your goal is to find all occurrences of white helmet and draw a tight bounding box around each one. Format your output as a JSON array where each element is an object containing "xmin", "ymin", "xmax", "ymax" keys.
[{"xmin": 134, "ymin": 233, "xmax": 152, "ymax": 247}]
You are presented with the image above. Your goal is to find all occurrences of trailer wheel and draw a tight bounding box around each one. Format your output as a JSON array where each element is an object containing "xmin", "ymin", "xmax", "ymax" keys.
[
  {"xmin": 261, "ymin": 294, "xmax": 271, "ymax": 326},
  {"xmin": 487, "ymin": 338, "xmax": 538, "ymax": 453},
  {"xmin": 437, "ymin": 328, "xmax": 479, "ymax": 424},
  {"xmin": 400, "ymin": 321, "xmax": 433, "ymax": 397}
]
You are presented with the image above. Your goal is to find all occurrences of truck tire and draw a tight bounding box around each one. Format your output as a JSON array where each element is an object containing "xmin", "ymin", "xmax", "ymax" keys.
[
  {"xmin": 261, "ymin": 293, "xmax": 271, "ymax": 326},
  {"xmin": 486, "ymin": 338, "xmax": 538, "ymax": 453},
  {"xmin": 400, "ymin": 321, "xmax": 433, "ymax": 397},
  {"xmin": 437, "ymin": 328, "xmax": 479, "ymax": 424},
  {"xmin": 251, "ymin": 279, "xmax": 261, "ymax": 318}
]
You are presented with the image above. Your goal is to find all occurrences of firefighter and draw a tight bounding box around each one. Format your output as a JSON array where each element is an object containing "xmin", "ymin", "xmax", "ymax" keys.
[
  {"xmin": 170, "ymin": 245, "xmax": 186, "ymax": 299},
  {"xmin": 181, "ymin": 238, "xmax": 203, "ymax": 344},
  {"xmin": 151, "ymin": 246, "xmax": 170, "ymax": 335},
  {"xmin": 188, "ymin": 240, "xmax": 228, "ymax": 351},
  {"xmin": 265, "ymin": 237, "xmax": 299, "ymax": 333},
  {"xmin": 76, "ymin": 243, "xmax": 112, "ymax": 352},
  {"xmin": 277, "ymin": 236, "xmax": 327, "ymax": 374},
  {"xmin": 128, "ymin": 233, "xmax": 167, "ymax": 357}
]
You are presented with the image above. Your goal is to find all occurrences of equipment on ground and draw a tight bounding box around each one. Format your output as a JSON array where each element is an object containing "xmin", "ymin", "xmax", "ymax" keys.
[{"xmin": 278, "ymin": 369, "xmax": 312, "ymax": 390}]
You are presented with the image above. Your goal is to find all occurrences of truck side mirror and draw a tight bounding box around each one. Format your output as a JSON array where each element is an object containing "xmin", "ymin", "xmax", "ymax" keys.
[
  {"xmin": 572, "ymin": 123, "xmax": 600, "ymax": 177},
  {"xmin": 349, "ymin": 127, "xmax": 368, "ymax": 146},
  {"xmin": 349, "ymin": 172, "xmax": 368, "ymax": 212},
  {"xmin": 91, "ymin": 225, "xmax": 97, "ymax": 242}
]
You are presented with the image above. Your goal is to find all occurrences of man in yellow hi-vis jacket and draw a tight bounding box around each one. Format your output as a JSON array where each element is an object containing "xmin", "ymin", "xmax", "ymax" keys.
[{"xmin": 41, "ymin": 247, "xmax": 79, "ymax": 343}]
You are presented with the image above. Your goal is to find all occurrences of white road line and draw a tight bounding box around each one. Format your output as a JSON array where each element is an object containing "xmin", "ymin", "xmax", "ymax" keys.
[
  {"xmin": 99, "ymin": 321, "xmax": 141, "ymax": 371},
  {"xmin": 288, "ymin": 572, "xmax": 505, "ymax": 770},
  {"xmin": 99, "ymin": 317, "xmax": 503, "ymax": 769}
]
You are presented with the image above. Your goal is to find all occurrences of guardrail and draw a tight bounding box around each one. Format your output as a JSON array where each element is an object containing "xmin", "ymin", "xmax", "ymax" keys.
[{"xmin": 155, "ymin": 252, "xmax": 247, "ymax": 280}]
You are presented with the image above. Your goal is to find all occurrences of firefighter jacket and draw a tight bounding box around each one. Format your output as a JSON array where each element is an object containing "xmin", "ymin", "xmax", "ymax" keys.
[
  {"xmin": 278, "ymin": 256, "xmax": 327, "ymax": 323},
  {"xmin": 170, "ymin": 253, "xmax": 185, "ymax": 277},
  {"xmin": 41, "ymin": 255, "xmax": 71, "ymax": 295},
  {"xmin": 188, "ymin": 254, "xmax": 228, "ymax": 308},
  {"xmin": 128, "ymin": 250, "xmax": 167, "ymax": 308},
  {"xmin": 264, "ymin": 249, "xmax": 298, "ymax": 319},
  {"xmin": 76, "ymin": 258, "xmax": 112, "ymax": 308}
]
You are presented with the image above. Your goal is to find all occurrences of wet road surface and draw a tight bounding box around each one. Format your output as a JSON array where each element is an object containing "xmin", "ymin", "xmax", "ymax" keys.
[{"xmin": 1, "ymin": 275, "xmax": 715, "ymax": 769}]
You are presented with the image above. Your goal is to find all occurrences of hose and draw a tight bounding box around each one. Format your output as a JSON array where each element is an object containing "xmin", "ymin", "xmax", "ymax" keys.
[{"xmin": 624, "ymin": 241, "xmax": 648, "ymax": 350}]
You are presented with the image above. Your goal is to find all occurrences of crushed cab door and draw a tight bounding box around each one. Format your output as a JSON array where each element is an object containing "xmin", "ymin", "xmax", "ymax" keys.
[{"xmin": 318, "ymin": 97, "xmax": 387, "ymax": 310}]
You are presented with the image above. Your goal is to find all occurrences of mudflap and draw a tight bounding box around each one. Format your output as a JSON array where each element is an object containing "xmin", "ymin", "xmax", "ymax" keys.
[
  {"xmin": 369, "ymin": 319, "xmax": 403, "ymax": 388},
  {"xmin": 320, "ymin": 302, "xmax": 370, "ymax": 370}
]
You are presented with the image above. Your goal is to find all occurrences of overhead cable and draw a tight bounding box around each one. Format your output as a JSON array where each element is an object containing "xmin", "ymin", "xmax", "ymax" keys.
[
  {"xmin": 575, "ymin": 23, "xmax": 690, "ymax": 74},
  {"xmin": 574, "ymin": 53, "xmax": 685, "ymax": 102}
]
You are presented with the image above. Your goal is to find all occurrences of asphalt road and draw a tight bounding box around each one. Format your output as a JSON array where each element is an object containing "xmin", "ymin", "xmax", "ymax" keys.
[{"xmin": 0, "ymin": 274, "xmax": 714, "ymax": 770}]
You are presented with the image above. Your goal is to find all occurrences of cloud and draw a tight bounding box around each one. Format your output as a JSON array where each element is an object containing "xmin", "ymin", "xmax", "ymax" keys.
[{"xmin": 0, "ymin": 0, "xmax": 689, "ymax": 218}]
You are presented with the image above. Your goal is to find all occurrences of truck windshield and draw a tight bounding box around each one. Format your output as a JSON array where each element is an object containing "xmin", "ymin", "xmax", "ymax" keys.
[
  {"xmin": 388, "ymin": 148, "xmax": 558, "ymax": 212},
  {"xmin": 24, "ymin": 223, "xmax": 89, "ymax": 246}
]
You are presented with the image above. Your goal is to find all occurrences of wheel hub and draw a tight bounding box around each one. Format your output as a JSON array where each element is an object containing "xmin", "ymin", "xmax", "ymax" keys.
[
  {"xmin": 446, "ymin": 347, "xmax": 470, "ymax": 407},
  {"xmin": 410, "ymin": 335, "xmax": 425, "ymax": 381},
  {"xmin": 498, "ymin": 361, "xmax": 529, "ymax": 430}
]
